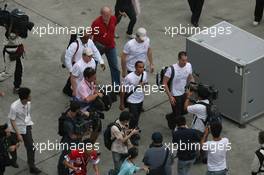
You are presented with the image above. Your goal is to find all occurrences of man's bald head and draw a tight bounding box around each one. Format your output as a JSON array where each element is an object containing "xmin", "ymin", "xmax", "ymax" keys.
[{"xmin": 100, "ymin": 6, "xmax": 112, "ymax": 24}]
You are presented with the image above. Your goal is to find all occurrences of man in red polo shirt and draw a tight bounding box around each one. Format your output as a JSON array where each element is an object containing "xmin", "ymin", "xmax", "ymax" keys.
[
  {"xmin": 63, "ymin": 141, "xmax": 100, "ymax": 175},
  {"xmin": 91, "ymin": 6, "xmax": 120, "ymax": 91}
]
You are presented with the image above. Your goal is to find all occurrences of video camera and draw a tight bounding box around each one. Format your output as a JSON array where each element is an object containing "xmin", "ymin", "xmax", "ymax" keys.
[
  {"xmin": 186, "ymin": 82, "xmax": 218, "ymax": 101},
  {"xmin": 0, "ymin": 4, "xmax": 34, "ymax": 39}
]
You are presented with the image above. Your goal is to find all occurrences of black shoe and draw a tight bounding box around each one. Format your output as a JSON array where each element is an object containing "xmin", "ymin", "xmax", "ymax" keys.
[
  {"xmin": 191, "ymin": 21, "xmax": 199, "ymax": 27},
  {"xmin": 11, "ymin": 162, "xmax": 19, "ymax": 168},
  {"xmin": 30, "ymin": 166, "xmax": 41, "ymax": 174}
]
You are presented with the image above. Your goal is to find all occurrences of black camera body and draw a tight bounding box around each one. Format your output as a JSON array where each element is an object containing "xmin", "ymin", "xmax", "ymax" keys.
[
  {"xmin": 186, "ymin": 82, "xmax": 218, "ymax": 101},
  {"xmin": 0, "ymin": 4, "xmax": 34, "ymax": 39}
]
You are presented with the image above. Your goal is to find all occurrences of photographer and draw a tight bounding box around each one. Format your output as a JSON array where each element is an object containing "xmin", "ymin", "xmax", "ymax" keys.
[
  {"xmin": 58, "ymin": 101, "xmax": 83, "ymax": 175},
  {"xmin": 110, "ymin": 111, "xmax": 140, "ymax": 174},
  {"xmin": 75, "ymin": 67, "xmax": 103, "ymax": 110},
  {"xmin": 184, "ymin": 84, "xmax": 210, "ymax": 163},
  {"xmin": 0, "ymin": 123, "xmax": 17, "ymax": 175}
]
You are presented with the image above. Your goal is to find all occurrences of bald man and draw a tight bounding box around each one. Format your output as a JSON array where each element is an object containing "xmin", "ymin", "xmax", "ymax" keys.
[{"xmin": 91, "ymin": 7, "xmax": 121, "ymax": 90}]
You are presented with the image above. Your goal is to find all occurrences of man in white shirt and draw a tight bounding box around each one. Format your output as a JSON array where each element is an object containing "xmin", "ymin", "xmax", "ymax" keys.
[
  {"xmin": 163, "ymin": 51, "xmax": 194, "ymax": 127},
  {"xmin": 201, "ymin": 123, "xmax": 230, "ymax": 175},
  {"xmin": 120, "ymin": 61, "xmax": 148, "ymax": 128},
  {"xmin": 7, "ymin": 87, "xmax": 41, "ymax": 174},
  {"xmin": 121, "ymin": 27, "xmax": 154, "ymax": 78},
  {"xmin": 251, "ymin": 131, "xmax": 264, "ymax": 175},
  {"xmin": 63, "ymin": 32, "xmax": 105, "ymax": 97},
  {"xmin": 71, "ymin": 48, "xmax": 97, "ymax": 97},
  {"xmin": 184, "ymin": 85, "xmax": 210, "ymax": 164}
]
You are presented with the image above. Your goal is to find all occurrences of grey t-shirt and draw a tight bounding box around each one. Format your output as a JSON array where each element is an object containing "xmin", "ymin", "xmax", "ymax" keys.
[{"xmin": 143, "ymin": 145, "xmax": 173, "ymax": 175}]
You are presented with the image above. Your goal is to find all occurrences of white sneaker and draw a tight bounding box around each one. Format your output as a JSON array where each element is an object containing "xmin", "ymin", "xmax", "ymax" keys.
[
  {"xmin": 0, "ymin": 72, "xmax": 11, "ymax": 81},
  {"xmin": 127, "ymin": 34, "xmax": 136, "ymax": 39},
  {"xmin": 253, "ymin": 21, "xmax": 259, "ymax": 26}
]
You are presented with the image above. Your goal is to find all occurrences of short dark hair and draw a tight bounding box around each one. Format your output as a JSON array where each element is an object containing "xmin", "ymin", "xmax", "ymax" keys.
[
  {"xmin": 178, "ymin": 51, "xmax": 187, "ymax": 59},
  {"xmin": 119, "ymin": 111, "xmax": 132, "ymax": 122},
  {"xmin": 197, "ymin": 85, "xmax": 210, "ymax": 99},
  {"xmin": 259, "ymin": 131, "xmax": 264, "ymax": 144},
  {"xmin": 135, "ymin": 60, "xmax": 144, "ymax": 68},
  {"xmin": 176, "ymin": 116, "xmax": 186, "ymax": 126},
  {"xmin": 127, "ymin": 147, "xmax": 138, "ymax": 159},
  {"xmin": 83, "ymin": 67, "xmax": 96, "ymax": 79},
  {"xmin": 210, "ymin": 122, "xmax": 222, "ymax": 138},
  {"xmin": 69, "ymin": 101, "xmax": 80, "ymax": 112},
  {"xmin": 18, "ymin": 87, "xmax": 31, "ymax": 100}
]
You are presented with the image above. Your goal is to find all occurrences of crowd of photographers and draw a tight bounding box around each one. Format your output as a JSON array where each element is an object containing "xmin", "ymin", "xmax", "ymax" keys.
[{"xmin": 0, "ymin": 1, "xmax": 264, "ymax": 175}]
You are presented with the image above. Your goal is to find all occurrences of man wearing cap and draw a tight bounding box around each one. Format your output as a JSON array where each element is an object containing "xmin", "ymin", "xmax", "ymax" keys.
[
  {"xmin": 63, "ymin": 32, "xmax": 105, "ymax": 97},
  {"xmin": 91, "ymin": 6, "xmax": 121, "ymax": 89},
  {"xmin": 71, "ymin": 48, "xmax": 97, "ymax": 97},
  {"xmin": 143, "ymin": 132, "xmax": 173, "ymax": 175},
  {"xmin": 121, "ymin": 27, "xmax": 154, "ymax": 78},
  {"xmin": 63, "ymin": 139, "xmax": 100, "ymax": 175}
]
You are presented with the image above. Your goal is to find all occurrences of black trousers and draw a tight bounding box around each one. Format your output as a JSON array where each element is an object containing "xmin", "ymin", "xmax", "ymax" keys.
[
  {"xmin": 10, "ymin": 126, "xmax": 35, "ymax": 168},
  {"xmin": 255, "ymin": 0, "xmax": 264, "ymax": 22},
  {"xmin": 115, "ymin": 6, "xmax": 137, "ymax": 35},
  {"xmin": 0, "ymin": 165, "xmax": 5, "ymax": 175},
  {"xmin": 171, "ymin": 94, "xmax": 187, "ymax": 117},
  {"xmin": 188, "ymin": 0, "xmax": 204, "ymax": 24},
  {"xmin": 13, "ymin": 57, "xmax": 23, "ymax": 89},
  {"xmin": 128, "ymin": 102, "xmax": 143, "ymax": 128}
]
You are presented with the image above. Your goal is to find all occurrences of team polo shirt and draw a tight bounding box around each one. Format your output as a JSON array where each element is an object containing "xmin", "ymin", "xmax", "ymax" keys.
[
  {"xmin": 65, "ymin": 149, "xmax": 99, "ymax": 175},
  {"xmin": 164, "ymin": 63, "xmax": 192, "ymax": 96},
  {"xmin": 123, "ymin": 38, "xmax": 150, "ymax": 72},
  {"xmin": 91, "ymin": 16, "xmax": 117, "ymax": 48},
  {"xmin": 123, "ymin": 71, "xmax": 148, "ymax": 104}
]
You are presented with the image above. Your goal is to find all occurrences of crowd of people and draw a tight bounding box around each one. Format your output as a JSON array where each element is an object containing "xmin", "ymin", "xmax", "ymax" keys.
[{"xmin": 0, "ymin": 0, "xmax": 264, "ymax": 175}]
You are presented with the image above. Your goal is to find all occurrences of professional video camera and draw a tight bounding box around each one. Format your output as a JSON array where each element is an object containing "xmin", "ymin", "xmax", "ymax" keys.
[
  {"xmin": 0, "ymin": 4, "xmax": 34, "ymax": 39},
  {"xmin": 186, "ymin": 82, "xmax": 218, "ymax": 101}
]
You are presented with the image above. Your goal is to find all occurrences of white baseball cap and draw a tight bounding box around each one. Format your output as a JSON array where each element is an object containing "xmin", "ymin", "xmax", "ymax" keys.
[
  {"xmin": 83, "ymin": 47, "xmax": 93, "ymax": 56},
  {"xmin": 136, "ymin": 27, "xmax": 147, "ymax": 41}
]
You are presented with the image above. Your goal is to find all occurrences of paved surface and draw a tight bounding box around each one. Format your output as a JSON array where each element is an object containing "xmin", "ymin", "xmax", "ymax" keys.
[{"xmin": 0, "ymin": 0, "xmax": 263, "ymax": 174}]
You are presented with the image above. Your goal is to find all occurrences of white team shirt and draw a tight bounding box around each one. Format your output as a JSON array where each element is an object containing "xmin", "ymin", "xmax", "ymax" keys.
[
  {"xmin": 123, "ymin": 38, "xmax": 150, "ymax": 72},
  {"xmin": 164, "ymin": 63, "xmax": 192, "ymax": 96}
]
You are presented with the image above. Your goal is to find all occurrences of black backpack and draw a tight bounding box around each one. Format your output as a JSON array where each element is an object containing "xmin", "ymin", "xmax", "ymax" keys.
[
  {"xmin": 255, "ymin": 148, "xmax": 264, "ymax": 173},
  {"xmin": 196, "ymin": 102, "xmax": 222, "ymax": 126},
  {"xmin": 156, "ymin": 65, "xmax": 175, "ymax": 91},
  {"xmin": 103, "ymin": 122, "xmax": 122, "ymax": 150},
  {"xmin": 58, "ymin": 110, "xmax": 73, "ymax": 136}
]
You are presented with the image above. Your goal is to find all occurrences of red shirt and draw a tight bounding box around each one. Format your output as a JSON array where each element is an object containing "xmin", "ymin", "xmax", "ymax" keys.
[
  {"xmin": 65, "ymin": 149, "xmax": 99, "ymax": 175},
  {"xmin": 91, "ymin": 16, "xmax": 117, "ymax": 49}
]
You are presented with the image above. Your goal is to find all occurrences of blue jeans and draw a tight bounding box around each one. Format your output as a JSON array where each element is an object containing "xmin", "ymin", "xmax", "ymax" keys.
[
  {"xmin": 94, "ymin": 42, "xmax": 120, "ymax": 87},
  {"xmin": 178, "ymin": 159, "xmax": 195, "ymax": 175},
  {"xmin": 105, "ymin": 48, "xmax": 120, "ymax": 86},
  {"xmin": 206, "ymin": 169, "xmax": 227, "ymax": 175}
]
